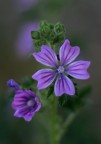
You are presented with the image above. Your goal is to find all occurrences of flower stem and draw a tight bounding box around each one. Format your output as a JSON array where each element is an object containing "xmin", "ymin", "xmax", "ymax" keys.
[
  {"xmin": 59, "ymin": 112, "xmax": 77, "ymax": 140},
  {"xmin": 49, "ymin": 96, "xmax": 60, "ymax": 144}
]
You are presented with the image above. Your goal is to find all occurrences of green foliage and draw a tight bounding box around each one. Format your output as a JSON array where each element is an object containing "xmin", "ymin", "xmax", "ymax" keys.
[
  {"xmin": 79, "ymin": 85, "xmax": 92, "ymax": 98},
  {"xmin": 20, "ymin": 77, "xmax": 36, "ymax": 91},
  {"xmin": 58, "ymin": 85, "xmax": 92, "ymax": 111}
]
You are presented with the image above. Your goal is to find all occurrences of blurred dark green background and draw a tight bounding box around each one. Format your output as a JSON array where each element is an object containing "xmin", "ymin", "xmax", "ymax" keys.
[{"xmin": 0, "ymin": 0, "xmax": 101, "ymax": 144}]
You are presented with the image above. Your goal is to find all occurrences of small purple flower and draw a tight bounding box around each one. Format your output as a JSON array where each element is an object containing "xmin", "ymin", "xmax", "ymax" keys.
[
  {"xmin": 32, "ymin": 39, "xmax": 91, "ymax": 96},
  {"xmin": 12, "ymin": 90, "xmax": 41, "ymax": 121},
  {"xmin": 7, "ymin": 79, "xmax": 41, "ymax": 121}
]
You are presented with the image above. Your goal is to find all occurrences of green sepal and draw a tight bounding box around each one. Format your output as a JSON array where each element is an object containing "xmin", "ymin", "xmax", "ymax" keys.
[{"xmin": 47, "ymin": 85, "xmax": 54, "ymax": 98}]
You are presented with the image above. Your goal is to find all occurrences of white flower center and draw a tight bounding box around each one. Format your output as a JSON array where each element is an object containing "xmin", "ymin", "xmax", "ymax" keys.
[
  {"xmin": 58, "ymin": 66, "xmax": 64, "ymax": 73},
  {"xmin": 27, "ymin": 99, "xmax": 35, "ymax": 107}
]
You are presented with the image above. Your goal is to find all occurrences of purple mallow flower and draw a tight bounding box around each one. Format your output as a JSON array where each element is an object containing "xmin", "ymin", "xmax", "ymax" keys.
[
  {"xmin": 32, "ymin": 39, "xmax": 91, "ymax": 96},
  {"xmin": 7, "ymin": 79, "xmax": 41, "ymax": 121},
  {"xmin": 12, "ymin": 90, "xmax": 41, "ymax": 121}
]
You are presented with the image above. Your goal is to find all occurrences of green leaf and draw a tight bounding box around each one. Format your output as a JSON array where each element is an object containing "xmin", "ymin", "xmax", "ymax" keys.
[
  {"xmin": 79, "ymin": 85, "xmax": 92, "ymax": 98},
  {"xmin": 58, "ymin": 85, "xmax": 92, "ymax": 111}
]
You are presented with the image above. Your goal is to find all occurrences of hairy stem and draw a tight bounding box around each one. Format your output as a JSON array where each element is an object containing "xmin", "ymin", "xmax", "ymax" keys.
[{"xmin": 50, "ymin": 96, "xmax": 60, "ymax": 144}]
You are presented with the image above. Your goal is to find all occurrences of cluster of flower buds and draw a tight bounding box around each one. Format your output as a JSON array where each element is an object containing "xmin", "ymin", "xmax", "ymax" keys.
[{"xmin": 31, "ymin": 21, "xmax": 65, "ymax": 52}]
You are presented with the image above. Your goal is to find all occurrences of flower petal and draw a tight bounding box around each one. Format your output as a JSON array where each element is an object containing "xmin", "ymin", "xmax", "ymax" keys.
[
  {"xmin": 12, "ymin": 90, "xmax": 36, "ymax": 110},
  {"xmin": 12, "ymin": 100, "xmax": 27, "ymax": 110},
  {"xmin": 12, "ymin": 95, "xmax": 28, "ymax": 110},
  {"xmin": 32, "ymin": 69, "xmax": 56, "ymax": 89},
  {"xmin": 66, "ymin": 60, "xmax": 91, "ymax": 79},
  {"xmin": 59, "ymin": 39, "xmax": 80, "ymax": 66},
  {"xmin": 14, "ymin": 107, "xmax": 29, "ymax": 117},
  {"xmin": 24, "ymin": 113, "xmax": 35, "ymax": 122},
  {"xmin": 54, "ymin": 74, "xmax": 75, "ymax": 96},
  {"xmin": 33, "ymin": 45, "xmax": 58, "ymax": 67},
  {"xmin": 34, "ymin": 97, "xmax": 41, "ymax": 112},
  {"xmin": 14, "ymin": 108, "xmax": 35, "ymax": 122}
]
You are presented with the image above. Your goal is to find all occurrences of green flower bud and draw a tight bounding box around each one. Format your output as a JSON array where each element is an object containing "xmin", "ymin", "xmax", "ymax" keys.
[
  {"xmin": 49, "ymin": 31, "xmax": 56, "ymax": 40},
  {"xmin": 54, "ymin": 23, "xmax": 65, "ymax": 35},
  {"xmin": 41, "ymin": 26, "xmax": 51, "ymax": 37},
  {"xmin": 31, "ymin": 31, "xmax": 40, "ymax": 39},
  {"xmin": 40, "ymin": 21, "xmax": 49, "ymax": 28},
  {"xmin": 34, "ymin": 39, "xmax": 47, "ymax": 52},
  {"xmin": 49, "ymin": 24, "xmax": 54, "ymax": 29}
]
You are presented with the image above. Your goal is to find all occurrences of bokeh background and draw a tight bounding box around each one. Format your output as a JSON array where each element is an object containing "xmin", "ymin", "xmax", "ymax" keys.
[{"xmin": 0, "ymin": 0, "xmax": 101, "ymax": 144}]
